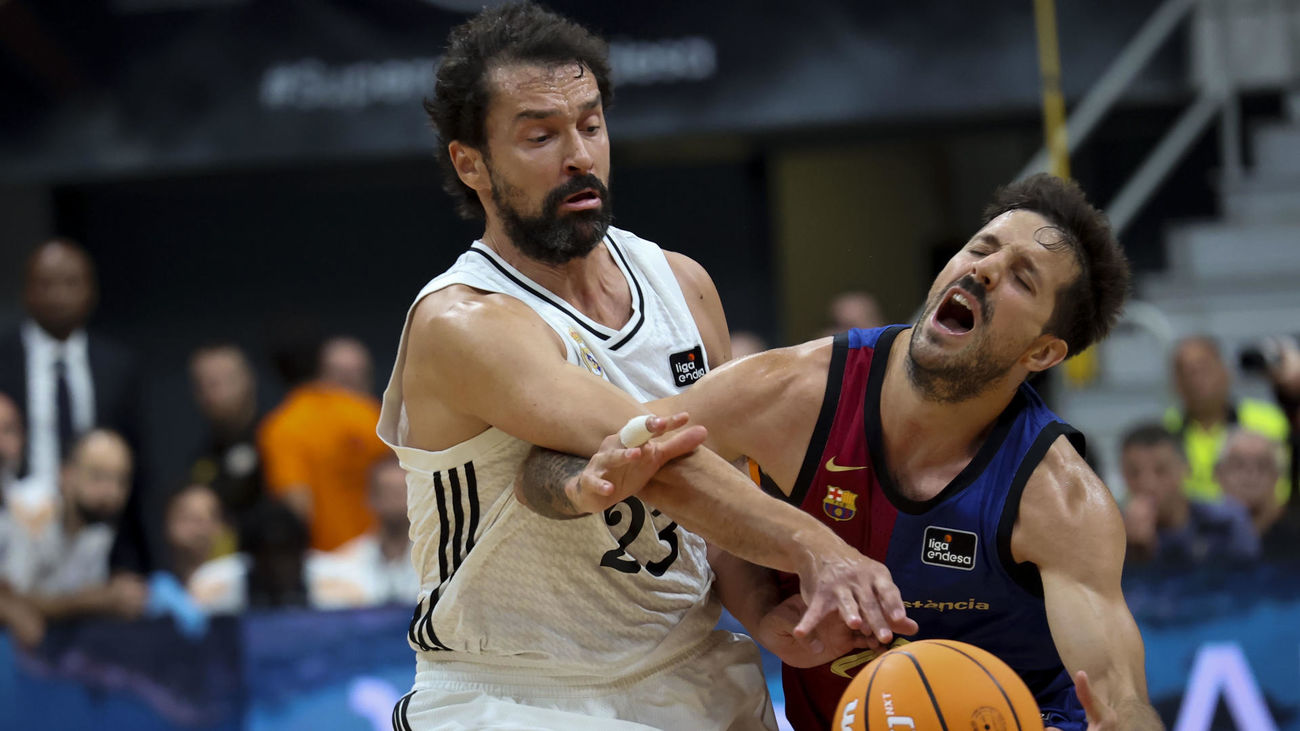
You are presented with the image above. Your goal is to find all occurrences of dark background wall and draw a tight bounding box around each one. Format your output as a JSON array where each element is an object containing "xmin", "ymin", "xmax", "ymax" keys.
[{"xmin": 36, "ymin": 154, "xmax": 773, "ymax": 491}]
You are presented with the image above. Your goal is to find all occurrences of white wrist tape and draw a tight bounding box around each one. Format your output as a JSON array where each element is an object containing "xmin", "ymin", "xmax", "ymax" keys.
[{"xmin": 619, "ymin": 415, "xmax": 654, "ymax": 447}]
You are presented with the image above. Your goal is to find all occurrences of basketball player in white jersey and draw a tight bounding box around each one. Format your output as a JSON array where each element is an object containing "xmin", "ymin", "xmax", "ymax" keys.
[{"xmin": 378, "ymin": 4, "xmax": 913, "ymax": 729}]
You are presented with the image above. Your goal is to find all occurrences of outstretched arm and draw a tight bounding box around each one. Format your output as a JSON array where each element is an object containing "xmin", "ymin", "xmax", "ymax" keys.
[
  {"xmin": 1016, "ymin": 437, "xmax": 1163, "ymax": 731},
  {"xmin": 517, "ymin": 343, "xmax": 916, "ymax": 644}
]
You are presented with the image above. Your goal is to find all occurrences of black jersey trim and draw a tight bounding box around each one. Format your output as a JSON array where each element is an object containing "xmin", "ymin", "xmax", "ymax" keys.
[
  {"xmin": 448, "ymin": 468, "xmax": 467, "ymax": 570},
  {"xmin": 605, "ymin": 237, "xmax": 648, "ymax": 351},
  {"xmin": 995, "ymin": 422, "xmax": 1086, "ymax": 598},
  {"xmin": 432, "ymin": 472, "xmax": 451, "ymax": 583},
  {"xmin": 466, "ymin": 236, "xmax": 647, "ymax": 347},
  {"xmin": 789, "ymin": 332, "xmax": 851, "ymax": 506},
  {"xmin": 410, "ymin": 463, "xmax": 482, "ymax": 655},
  {"xmin": 464, "ymin": 461, "xmax": 480, "ymax": 554},
  {"xmin": 865, "ymin": 328, "xmax": 1023, "ymax": 516},
  {"xmin": 392, "ymin": 691, "xmax": 415, "ymax": 731}
]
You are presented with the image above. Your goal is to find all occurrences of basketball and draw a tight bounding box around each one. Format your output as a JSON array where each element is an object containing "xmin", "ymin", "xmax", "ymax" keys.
[{"xmin": 833, "ymin": 639, "xmax": 1044, "ymax": 731}]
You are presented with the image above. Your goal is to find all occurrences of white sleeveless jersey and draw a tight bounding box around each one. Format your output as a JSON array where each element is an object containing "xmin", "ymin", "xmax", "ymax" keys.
[{"xmin": 378, "ymin": 227, "xmax": 721, "ymax": 682}]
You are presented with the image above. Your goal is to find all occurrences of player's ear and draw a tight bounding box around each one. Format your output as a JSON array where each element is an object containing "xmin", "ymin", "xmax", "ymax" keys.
[
  {"xmin": 449, "ymin": 141, "xmax": 488, "ymax": 192},
  {"xmin": 1021, "ymin": 333, "xmax": 1068, "ymax": 374}
]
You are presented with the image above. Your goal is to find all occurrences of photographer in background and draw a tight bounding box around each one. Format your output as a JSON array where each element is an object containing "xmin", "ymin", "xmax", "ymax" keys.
[{"xmin": 1244, "ymin": 334, "xmax": 1300, "ymax": 492}]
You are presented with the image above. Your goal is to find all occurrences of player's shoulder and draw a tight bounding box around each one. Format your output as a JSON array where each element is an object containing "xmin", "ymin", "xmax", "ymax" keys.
[
  {"xmin": 1025, "ymin": 434, "xmax": 1112, "ymax": 510},
  {"xmin": 1015, "ymin": 434, "xmax": 1122, "ymax": 560},
  {"xmin": 659, "ymin": 249, "xmax": 715, "ymax": 298},
  {"xmin": 409, "ymin": 284, "xmax": 551, "ymax": 345}
]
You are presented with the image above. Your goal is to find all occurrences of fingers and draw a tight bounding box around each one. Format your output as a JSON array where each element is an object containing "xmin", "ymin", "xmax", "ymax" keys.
[
  {"xmin": 793, "ymin": 593, "xmax": 833, "ymax": 639},
  {"xmin": 848, "ymin": 587, "xmax": 891, "ymax": 643},
  {"xmin": 647, "ymin": 412, "xmax": 691, "ymax": 435},
  {"xmin": 648, "ymin": 425, "xmax": 708, "ymax": 464},
  {"xmin": 872, "ymin": 577, "xmax": 918, "ymax": 636},
  {"xmin": 1073, "ymin": 670, "xmax": 1100, "ymax": 721}
]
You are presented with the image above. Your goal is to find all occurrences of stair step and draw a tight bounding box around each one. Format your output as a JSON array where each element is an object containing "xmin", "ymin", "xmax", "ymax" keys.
[
  {"xmin": 1165, "ymin": 222, "xmax": 1300, "ymax": 280},
  {"xmin": 1223, "ymin": 175, "xmax": 1300, "ymax": 223},
  {"xmin": 1252, "ymin": 123, "xmax": 1300, "ymax": 176}
]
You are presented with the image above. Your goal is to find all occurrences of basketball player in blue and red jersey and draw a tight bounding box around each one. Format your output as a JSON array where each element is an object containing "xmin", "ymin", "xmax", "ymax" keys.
[{"xmin": 523, "ymin": 174, "xmax": 1162, "ymax": 730}]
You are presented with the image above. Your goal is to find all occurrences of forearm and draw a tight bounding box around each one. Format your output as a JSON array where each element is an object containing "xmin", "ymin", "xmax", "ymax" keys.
[
  {"xmin": 515, "ymin": 448, "xmax": 587, "ymax": 519},
  {"xmin": 709, "ymin": 547, "xmax": 781, "ymax": 633},
  {"xmin": 1115, "ymin": 697, "xmax": 1164, "ymax": 730},
  {"xmin": 520, "ymin": 442, "xmax": 848, "ymax": 575},
  {"xmin": 642, "ymin": 447, "xmax": 842, "ymax": 576}
]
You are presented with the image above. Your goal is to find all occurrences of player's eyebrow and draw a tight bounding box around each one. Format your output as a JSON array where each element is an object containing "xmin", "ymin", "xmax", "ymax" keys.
[
  {"xmin": 514, "ymin": 96, "xmax": 601, "ymax": 122},
  {"xmin": 975, "ymin": 232, "xmax": 1002, "ymax": 249}
]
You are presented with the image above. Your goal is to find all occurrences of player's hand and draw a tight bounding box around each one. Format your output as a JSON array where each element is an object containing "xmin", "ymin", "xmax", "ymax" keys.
[
  {"xmin": 756, "ymin": 594, "xmax": 878, "ymax": 668},
  {"xmin": 794, "ymin": 541, "xmax": 917, "ymax": 646},
  {"xmin": 1047, "ymin": 670, "xmax": 1120, "ymax": 731},
  {"xmin": 567, "ymin": 413, "xmax": 707, "ymax": 514}
]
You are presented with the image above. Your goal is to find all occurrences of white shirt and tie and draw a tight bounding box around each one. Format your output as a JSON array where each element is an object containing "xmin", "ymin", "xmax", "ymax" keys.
[{"xmin": 20, "ymin": 320, "xmax": 95, "ymax": 487}]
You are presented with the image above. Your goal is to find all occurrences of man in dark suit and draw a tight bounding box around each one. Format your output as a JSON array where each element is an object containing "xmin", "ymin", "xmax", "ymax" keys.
[{"xmin": 0, "ymin": 238, "xmax": 149, "ymax": 571}]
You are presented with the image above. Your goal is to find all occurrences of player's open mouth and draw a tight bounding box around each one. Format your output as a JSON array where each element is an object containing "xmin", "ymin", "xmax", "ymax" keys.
[
  {"xmin": 932, "ymin": 287, "xmax": 979, "ymax": 335},
  {"xmin": 560, "ymin": 189, "xmax": 602, "ymax": 210}
]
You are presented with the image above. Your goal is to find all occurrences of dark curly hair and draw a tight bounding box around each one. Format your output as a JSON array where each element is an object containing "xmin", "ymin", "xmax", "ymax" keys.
[
  {"xmin": 982, "ymin": 173, "xmax": 1131, "ymax": 359},
  {"xmin": 424, "ymin": 2, "xmax": 613, "ymax": 220}
]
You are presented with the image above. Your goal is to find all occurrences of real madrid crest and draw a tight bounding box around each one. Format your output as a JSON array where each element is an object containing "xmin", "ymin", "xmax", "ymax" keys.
[
  {"xmin": 568, "ymin": 328, "xmax": 606, "ymax": 378},
  {"xmin": 823, "ymin": 485, "xmax": 858, "ymax": 521}
]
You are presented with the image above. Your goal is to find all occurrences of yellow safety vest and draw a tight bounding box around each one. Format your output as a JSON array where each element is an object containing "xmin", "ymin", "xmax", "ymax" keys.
[{"xmin": 1164, "ymin": 398, "xmax": 1291, "ymax": 504}]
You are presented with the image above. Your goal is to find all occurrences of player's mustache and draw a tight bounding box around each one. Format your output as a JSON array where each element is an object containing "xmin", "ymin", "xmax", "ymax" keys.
[
  {"xmin": 543, "ymin": 174, "xmax": 609, "ymax": 214},
  {"xmin": 945, "ymin": 274, "xmax": 988, "ymax": 312}
]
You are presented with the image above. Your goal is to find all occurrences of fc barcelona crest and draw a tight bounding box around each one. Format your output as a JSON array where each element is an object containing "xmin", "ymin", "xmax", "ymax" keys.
[{"xmin": 823, "ymin": 486, "xmax": 858, "ymax": 521}]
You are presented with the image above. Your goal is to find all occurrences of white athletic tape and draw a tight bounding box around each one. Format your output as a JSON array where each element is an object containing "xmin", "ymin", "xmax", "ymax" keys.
[{"xmin": 619, "ymin": 415, "xmax": 654, "ymax": 447}]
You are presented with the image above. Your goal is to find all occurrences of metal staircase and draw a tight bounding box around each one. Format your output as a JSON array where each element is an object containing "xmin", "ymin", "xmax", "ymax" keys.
[{"xmin": 1022, "ymin": 0, "xmax": 1300, "ymax": 492}]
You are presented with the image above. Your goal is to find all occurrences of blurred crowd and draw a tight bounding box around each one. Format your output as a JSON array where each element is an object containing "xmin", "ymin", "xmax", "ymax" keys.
[
  {"xmin": 0, "ymin": 237, "xmax": 1296, "ymax": 651},
  {"xmin": 0, "ymin": 239, "xmax": 417, "ymax": 647},
  {"xmin": 1120, "ymin": 334, "xmax": 1300, "ymax": 567}
]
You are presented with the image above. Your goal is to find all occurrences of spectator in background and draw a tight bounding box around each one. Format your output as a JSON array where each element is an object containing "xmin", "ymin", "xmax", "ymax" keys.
[
  {"xmin": 828, "ymin": 290, "xmax": 884, "ymax": 331},
  {"xmin": 0, "ymin": 239, "xmax": 141, "ymax": 488},
  {"xmin": 186, "ymin": 498, "xmax": 312, "ymax": 613},
  {"xmin": 164, "ymin": 484, "xmax": 226, "ymax": 588},
  {"xmin": 0, "ymin": 391, "xmax": 57, "ymax": 557},
  {"xmin": 1216, "ymin": 428, "xmax": 1297, "ymax": 556},
  {"xmin": 728, "ymin": 330, "xmax": 768, "ymax": 359},
  {"xmin": 1165, "ymin": 336, "xmax": 1290, "ymax": 506},
  {"xmin": 1121, "ymin": 423, "xmax": 1259, "ymax": 565},
  {"xmin": 309, "ymin": 458, "xmax": 417, "ymax": 609},
  {"xmin": 243, "ymin": 499, "xmax": 312, "ymax": 609},
  {"xmin": 0, "ymin": 391, "xmax": 43, "ymax": 648},
  {"xmin": 1263, "ymin": 335, "xmax": 1300, "ymax": 490},
  {"xmin": 188, "ymin": 343, "xmax": 264, "ymax": 551},
  {"xmin": 4, "ymin": 430, "xmax": 147, "ymax": 631},
  {"xmin": 258, "ymin": 328, "xmax": 388, "ymax": 551},
  {"xmin": 320, "ymin": 336, "xmax": 375, "ymax": 397},
  {"xmin": 0, "ymin": 391, "xmax": 22, "ymax": 492}
]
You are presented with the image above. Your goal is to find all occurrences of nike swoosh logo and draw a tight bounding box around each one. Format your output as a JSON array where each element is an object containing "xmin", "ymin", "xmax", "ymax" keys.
[{"xmin": 825, "ymin": 457, "xmax": 868, "ymax": 472}]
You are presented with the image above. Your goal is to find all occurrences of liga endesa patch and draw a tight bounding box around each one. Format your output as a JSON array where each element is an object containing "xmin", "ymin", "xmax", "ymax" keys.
[
  {"xmin": 921, "ymin": 526, "xmax": 978, "ymax": 570},
  {"xmin": 668, "ymin": 345, "xmax": 706, "ymax": 388}
]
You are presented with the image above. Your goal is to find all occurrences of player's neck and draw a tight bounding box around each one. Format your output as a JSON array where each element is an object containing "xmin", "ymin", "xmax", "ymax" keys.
[
  {"xmin": 480, "ymin": 225, "xmax": 632, "ymax": 329},
  {"xmin": 881, "ymin": 329, "xmax": 1019, "ymax": 469}
]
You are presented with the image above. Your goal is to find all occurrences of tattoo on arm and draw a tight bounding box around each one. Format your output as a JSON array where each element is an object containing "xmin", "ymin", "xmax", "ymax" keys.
[{"xmin": 518, "ymin": 446, "xmax": 588, "ymax": 520}]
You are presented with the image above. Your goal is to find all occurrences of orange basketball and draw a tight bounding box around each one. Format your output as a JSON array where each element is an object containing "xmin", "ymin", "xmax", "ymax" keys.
[{"xmin": 832, "ymin": 639, "xmax": 1044, "ymax": 731}]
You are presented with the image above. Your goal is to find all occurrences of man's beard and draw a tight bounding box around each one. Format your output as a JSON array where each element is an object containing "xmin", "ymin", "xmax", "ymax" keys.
[
  {"xmin": 907, "ymin": 275, "xmax": 1016, "ymax": 404},
  {"xmin": 492, "ymin": 172, "xmax": 612, "ymax": 265}
]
